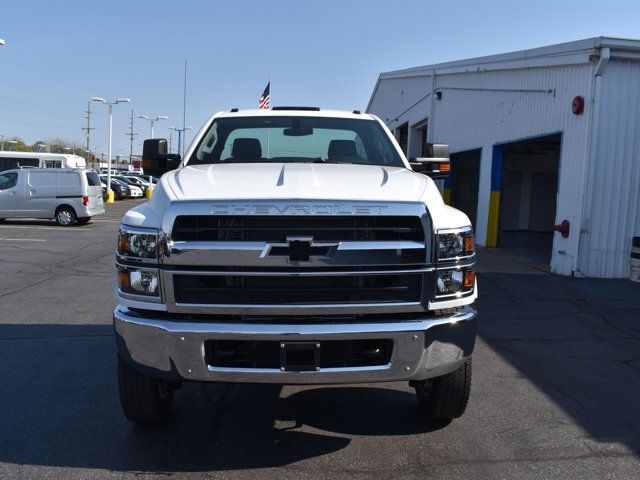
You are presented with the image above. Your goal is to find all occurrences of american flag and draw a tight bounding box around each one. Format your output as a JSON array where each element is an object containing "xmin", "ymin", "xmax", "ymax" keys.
[{"xmin": 258, "ymin": 81, "xmax": 270, "ymax": 109}]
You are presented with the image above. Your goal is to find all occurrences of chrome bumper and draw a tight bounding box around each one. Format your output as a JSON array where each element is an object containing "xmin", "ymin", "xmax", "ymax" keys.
[{"xmin": 113, "ymin": 305, "xmax": 477, "ymax": 384}]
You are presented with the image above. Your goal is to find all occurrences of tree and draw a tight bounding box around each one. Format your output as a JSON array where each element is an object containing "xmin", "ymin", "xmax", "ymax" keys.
[{"xmin": 2, "ymin": 136, "xmax": 33, "ymax": 152}]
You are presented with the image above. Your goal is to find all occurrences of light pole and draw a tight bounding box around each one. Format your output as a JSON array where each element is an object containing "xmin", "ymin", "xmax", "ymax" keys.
[
  {"xmin": 168, "ymin": 126, "xmax": 192, "ymax": 157},
  {"xmin": 92, "ymin": 97, "xmax": 131, "ymax": 204},
  {"xmin": 138, "ymin": 114, "xmax": 168, "ymax": 139}
]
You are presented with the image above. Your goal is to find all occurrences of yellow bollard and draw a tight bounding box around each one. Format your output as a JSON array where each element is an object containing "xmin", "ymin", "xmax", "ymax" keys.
[
  {"xmin": 145, "ymin": 186, "xmax": 154, "ymax": 199},
  {"xmin": 106, "ymin": 189, "xmax": 115, "ymax": 204}
]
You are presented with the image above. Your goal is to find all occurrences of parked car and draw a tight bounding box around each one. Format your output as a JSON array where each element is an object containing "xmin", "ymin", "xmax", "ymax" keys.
[
  {"xmin": 0, "ymin": 168, "xmax": 104, "ymax": 226},
  {"xmin": 114, "ymin": 175, "xmax": 149, "ymax": 195},
  {"xmin": 100, "ymin": 176, "xmax": 133, "ymax": 200},
  {"xmin": 121, "ymin": 172, "xmax": 157, "ymax": 185},
  {"xmin": 125, "ymin": 175, "xmax": 155, "ymax": 187}
]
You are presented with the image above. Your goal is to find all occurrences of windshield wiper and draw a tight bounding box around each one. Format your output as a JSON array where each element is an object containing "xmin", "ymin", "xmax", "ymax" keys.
[{"xmin": 309, "ymin": 157, "xmax": 356, "ymax": 165}]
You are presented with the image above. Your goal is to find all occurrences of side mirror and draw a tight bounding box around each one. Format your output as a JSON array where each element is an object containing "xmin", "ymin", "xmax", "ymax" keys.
[
  {"xmin": 142, "ymin": 139, "xmax": 181, "ymax": 176},
  {"xmin": 410, "ymin": 143, "xmax": 450, "ymax": 180}
]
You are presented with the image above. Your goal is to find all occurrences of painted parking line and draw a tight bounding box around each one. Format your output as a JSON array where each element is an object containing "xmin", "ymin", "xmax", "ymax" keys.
[
  {"xmin": 0, "ymin": 238, "xmax": 47, "ymax": 242},
  {"xmin": 0, "ymin": 226, "xmax": 94, "ymax": 231}
]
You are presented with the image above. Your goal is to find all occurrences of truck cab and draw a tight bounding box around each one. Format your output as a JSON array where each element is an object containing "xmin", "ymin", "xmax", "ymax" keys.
[{"xmin": 113, "ymin": 108, "xmax": 477, "ymax": 423}]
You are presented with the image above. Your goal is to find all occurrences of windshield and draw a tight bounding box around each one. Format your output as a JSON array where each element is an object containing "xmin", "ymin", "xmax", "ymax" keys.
[{"xmin": 188, "ymin": 116, "xmax": 404, "ymax": 167}]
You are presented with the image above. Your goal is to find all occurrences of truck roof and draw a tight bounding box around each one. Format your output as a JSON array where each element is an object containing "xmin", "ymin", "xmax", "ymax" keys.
[
  {"xmin": 0, "ymin": 151, "xmax": 85, "ymax": 159},
  {"xmin": 215, "ymin": 108, "xmax": 375, "ymax": 120}
]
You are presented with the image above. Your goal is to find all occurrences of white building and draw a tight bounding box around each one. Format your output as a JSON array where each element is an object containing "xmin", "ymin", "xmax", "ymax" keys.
[{"xmin": 367, "ymin": 36, "xmax": 640, "ymax": 278}]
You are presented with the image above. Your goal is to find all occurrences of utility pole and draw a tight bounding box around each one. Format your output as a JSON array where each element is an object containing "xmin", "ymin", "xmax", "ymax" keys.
[
  {"xmin": 168, "ymin": 130, "xmax": 173, "ymax": 153},
  {"xmin": 81, "ymin": 100, "xmax": 95, "ymax": 167},
  {"xmin": 182, "ymin": 59, "xmax": 188, "ymax": 158},
  {"xmin": 127, "ymin": 109, "xmax": 138, "ymax": 167}
]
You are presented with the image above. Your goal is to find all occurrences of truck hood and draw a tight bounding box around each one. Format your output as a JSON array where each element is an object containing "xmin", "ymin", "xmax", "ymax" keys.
[
  {"xmin": 164, "ymin": 163, "xmax": 428, "ymax": 202},
  {"xmin": 124, "ymin": 163, "xmax": 469, "ymax": 232}
]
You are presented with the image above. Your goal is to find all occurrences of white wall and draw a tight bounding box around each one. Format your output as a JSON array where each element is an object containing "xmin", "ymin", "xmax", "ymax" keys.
[
  {"xmin": 368, "ymin": 63, "xmax": 595, "ymax": 276},
  {"xmin": 580, "ymin": 59, "xmax": 640, "ymax": 277}
]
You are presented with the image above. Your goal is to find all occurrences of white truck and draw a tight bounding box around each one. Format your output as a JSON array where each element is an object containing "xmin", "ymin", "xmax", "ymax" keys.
[{"xmin": 114, "ymin": 108, "xmax": 477, "ymax": 423}]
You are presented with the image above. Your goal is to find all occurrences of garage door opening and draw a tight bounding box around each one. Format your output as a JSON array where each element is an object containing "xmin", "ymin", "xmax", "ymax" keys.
[
  {"xmin": 449, "ymin": 149, "xmax": 481, "ymax": 228},
  {"xmin": 498, "ymin": 134, "xmax": 561, "ymax": 265}
]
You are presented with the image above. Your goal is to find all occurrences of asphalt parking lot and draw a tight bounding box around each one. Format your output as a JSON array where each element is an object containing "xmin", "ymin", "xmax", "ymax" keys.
[{"xmin": 0, "ymin": 200, "xmax": 639, "ymax": 480}]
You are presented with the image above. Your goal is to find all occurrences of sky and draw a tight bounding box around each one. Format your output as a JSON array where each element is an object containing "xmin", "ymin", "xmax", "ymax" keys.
[{"xmin": 1, "ymin": 0, "xmax": 639, "ymax": 157}]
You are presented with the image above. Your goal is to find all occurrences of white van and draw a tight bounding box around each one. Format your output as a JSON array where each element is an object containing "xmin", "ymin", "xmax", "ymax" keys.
[
  {"xmin": 0, "ymin": 152, "xmax": 87, "ymax": 171},
  {"xmin": 0, "ymin": 168, "xmax": 105, "ymax": 226}
]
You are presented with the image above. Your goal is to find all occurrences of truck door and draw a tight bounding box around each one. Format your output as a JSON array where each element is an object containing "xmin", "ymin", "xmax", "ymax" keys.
[
  {"xmin": 0, "ymin": 171, "xmax": 20, "ymax": 217},
  {"xmin": 19, "ymin": 171, "xmax": 57, "ymax": 217}
]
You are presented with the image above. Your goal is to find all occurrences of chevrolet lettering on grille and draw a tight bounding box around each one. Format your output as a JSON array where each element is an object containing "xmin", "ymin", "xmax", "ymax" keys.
[
  {"xmin": 210, "ymin": 204, "xmax": 388, "ymax": 215},
  {"xmin": 260, "ymin": 237, "xmax": 339, "ymax": 262}
]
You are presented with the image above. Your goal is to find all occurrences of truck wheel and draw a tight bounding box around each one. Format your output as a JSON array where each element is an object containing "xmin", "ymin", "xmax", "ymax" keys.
[
  {"xmin": 414, "ymin": 358, "xmax": 472, "ymax": 420},
  {"xmin": 55, "ymin": 206, "xmax": 76, "ymax": 226},
  {"xmin": 117, "ymin": 356, "xmax": 174, "ymax": 423}
]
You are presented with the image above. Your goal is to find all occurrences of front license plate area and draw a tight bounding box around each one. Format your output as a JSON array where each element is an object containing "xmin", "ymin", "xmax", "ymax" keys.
[{"xmin": 280, "ymin": 342, "xmax": 320, "ymax": 372}]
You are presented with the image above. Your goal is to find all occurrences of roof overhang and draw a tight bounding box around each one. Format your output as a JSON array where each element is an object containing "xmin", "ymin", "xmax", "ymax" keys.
[{"xmin": 366, "ymin": 36, "xmax": 640, "ymax": 112}]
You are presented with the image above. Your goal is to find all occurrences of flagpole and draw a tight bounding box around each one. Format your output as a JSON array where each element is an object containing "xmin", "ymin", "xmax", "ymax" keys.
[{"xmin": 267, "ymin": 75, "xmax": 271, "ymax": 159}]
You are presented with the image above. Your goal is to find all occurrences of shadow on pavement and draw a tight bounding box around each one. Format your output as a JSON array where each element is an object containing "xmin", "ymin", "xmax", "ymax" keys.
[
  {"xmin": 477, "ymin": 271, "xmax": 640, "ymax": 454},
  {"xmin": 0, "ymin": 324, "xmax": 445, "ymax": 473}
]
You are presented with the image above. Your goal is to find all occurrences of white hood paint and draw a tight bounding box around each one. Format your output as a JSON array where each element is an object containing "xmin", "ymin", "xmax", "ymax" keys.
[
  {"xmin": 164, "ymin": 163, "xmax": 427, "ymax": 202},
  {"xmin": 123, "ymin": 164, "xmax": 471, "ymax": 232}
]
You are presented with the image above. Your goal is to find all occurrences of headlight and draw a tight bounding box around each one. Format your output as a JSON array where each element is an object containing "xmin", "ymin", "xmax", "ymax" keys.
[
  {"xmin": 118, "ymin": 266, "xmax": 159, "ymax": 296},
  {"xmin": 435, "ymin": 266, "xmax": 475, "ymax": 297},
  {"xmin": 118, "ymin": 227, "xmax": 158, "ymax": 259},
  {"xmin": 437, "ymin": 228, "xmax": 474, "ymax": 260}
]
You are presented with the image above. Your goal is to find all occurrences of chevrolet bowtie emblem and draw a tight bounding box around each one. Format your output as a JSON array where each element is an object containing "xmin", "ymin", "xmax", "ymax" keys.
[{"xmin": 261, "ymin": 237, "xmax": 339, "ymax": 263}]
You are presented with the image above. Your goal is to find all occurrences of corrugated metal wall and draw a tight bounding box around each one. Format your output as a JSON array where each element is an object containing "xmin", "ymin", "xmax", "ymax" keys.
[
  {"xmin": 432, "ymin": 65, "xmax": 595, "ymax": 277},
  {"xmin": 369, "ymin": 63, "xmax": 595, "ymax": 276},
  {"xmin": 580, "ymin": 59, "xmax": 640, "ymax": 277}
]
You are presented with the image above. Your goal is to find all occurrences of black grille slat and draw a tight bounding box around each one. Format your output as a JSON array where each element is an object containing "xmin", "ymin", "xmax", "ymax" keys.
[
  {"xmin": 172, "ymin": 216, "xmax": 424, "ymax": 242},
  {"xmin": 174, "ymin": 274, "xmax": 423, "ymax": 305}
]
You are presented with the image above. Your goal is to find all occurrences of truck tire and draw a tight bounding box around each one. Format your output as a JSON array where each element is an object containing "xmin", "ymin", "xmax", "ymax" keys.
[
  {"xmin": 414, "ymin": 357, "xmax": 472, "ymax": 420},
  {"xmin": 117, "ymin": 356, "xmax": 174, "ymax": 423},
  {"xmin": 55, "ymin": 206, "xmax": 76, "ymax": 227}
]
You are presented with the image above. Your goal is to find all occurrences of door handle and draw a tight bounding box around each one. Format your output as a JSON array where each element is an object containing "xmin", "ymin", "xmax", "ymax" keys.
[
  {"xmin": 29, "ymin": 189, "xmax": 36, "ymax": 196},
  {"xmin": 10, "ymin": 191, "xmax": 17, "ymax": 196}
]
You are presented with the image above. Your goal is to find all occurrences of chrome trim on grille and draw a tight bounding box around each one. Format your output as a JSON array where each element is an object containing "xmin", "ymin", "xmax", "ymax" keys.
[
  {"xmin": 154, "ymin": 200, "xmax": 432, "ymax": 315},
  {"xmin": 165, "ymin": 240, "xmax": 427, "ymax": 267},
  {"xmin": 163, "ymin": 267, "xmax": 434, "ymax": 276}
]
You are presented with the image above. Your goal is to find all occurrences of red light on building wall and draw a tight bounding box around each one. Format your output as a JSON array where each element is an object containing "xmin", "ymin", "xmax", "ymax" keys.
[{"xmin": 572, "ymin": 96, "xmax": 584, "ymax": 115}]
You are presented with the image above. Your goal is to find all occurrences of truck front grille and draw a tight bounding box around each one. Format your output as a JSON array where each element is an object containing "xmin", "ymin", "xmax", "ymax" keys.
[
  {"xmin": 173, "ymin": 273, "xmax": 423, "ymax": 305},
  {"xmin": 171, "ymin": 216, "xmax": 424, "ymax": 242}
]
